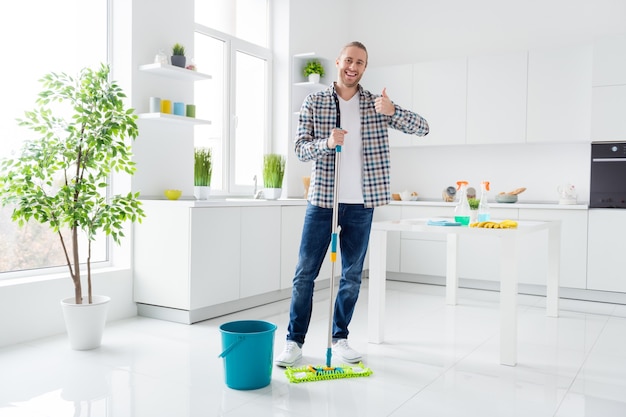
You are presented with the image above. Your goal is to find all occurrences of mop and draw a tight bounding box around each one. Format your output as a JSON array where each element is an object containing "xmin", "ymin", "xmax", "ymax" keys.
[{"xmin": 285, "ymin": 112, "xmax": 373, "ymax": 383}]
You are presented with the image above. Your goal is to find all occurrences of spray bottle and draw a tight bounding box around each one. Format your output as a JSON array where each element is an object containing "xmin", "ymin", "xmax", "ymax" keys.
[
  {"xmin": 478, "ymin": 181, "xmax": 491, "ymax": 222},
  {"xmin": 454, "ymin": 181, "xmax": 471, "ymax": 226}
]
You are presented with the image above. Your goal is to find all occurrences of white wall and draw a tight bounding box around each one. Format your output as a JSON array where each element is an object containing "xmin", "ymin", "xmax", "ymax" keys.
[{"xmin": 0, "ymin": 270, "xmax": 136, "ymax": 348}]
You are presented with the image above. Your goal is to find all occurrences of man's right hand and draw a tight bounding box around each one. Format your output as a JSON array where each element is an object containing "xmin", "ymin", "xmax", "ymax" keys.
[{"xmin": 327, "ymin": 128, "xmax": 348, "ymax": 149}]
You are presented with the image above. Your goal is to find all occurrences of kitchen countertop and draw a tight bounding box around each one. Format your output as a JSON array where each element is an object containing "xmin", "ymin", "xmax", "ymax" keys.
[
  {"xmin": 390, "ymin": 200, "xmax": 588, "ymax": 210},
  {"xmin": 140, "ymin": 197, "xmax": 588, "ymax": 210}
]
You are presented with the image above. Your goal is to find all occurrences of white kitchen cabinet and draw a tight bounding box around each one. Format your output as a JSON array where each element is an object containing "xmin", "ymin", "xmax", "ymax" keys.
[
  {"xmin": 592, "ymin": 33, "xmax": 626, "ymax": 87},
  {"xmin": 591, "ymin": 85, "xmax": 626, "ymax": 141},
  {"xmin": 466, "ymin": 51, "xmax": 528, "ymax": 144},
  {"xmin": 412, "ymin": 58, "xmax": 467, "ymax": 146},
  {"xmin": 240, "ymin": 206, "xmax": 281, "ymax": 298},
  {"xmin": 280, "ymin": 206, "xmax": 305, "ymax": 289},
  {"xmin": 517, "ymin": 208, "xmax": 588, "ymax": 289},
  {"xmin": 399, "ymin": 205, "xmax": 454, "ymax": 277},
  {"xmin": 587, "ymin": 209, "xmax": 626, "ymax": 293},
  {"xmin": 190, "ymin": 207, "xmax": 240, "ymax": 308},
  {"xmin": 591, "ymin": 34, "xmax": 626, "ymax": 142},
  {"xmin": 369, "ymin": 204, "xmax": 403, "ymax": 273},
  {"xmin": 526, "ymin": 44, "xmax": 593, "ymax": 143},
  {"xmin": 134, "ymin": 202, "xmax": 282, "ymax": 322},
  {"xmin": 363, "ymin": 64, "xmax": 415, "ymax": 147}
]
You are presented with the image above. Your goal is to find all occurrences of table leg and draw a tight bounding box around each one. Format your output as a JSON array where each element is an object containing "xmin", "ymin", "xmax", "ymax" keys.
[
  {"xmin": 446, "ymin": 234, "xmax": 459, "ymax": 305},
  {"xmin": 499, "ymin": 234, "xmax": 518, "ymax": 366},
  {"xmin": 546, "ymin": 221, "xmax": 561, "ymax": 318},
  {"xmin": 368, "ymin": 229, "xmax": 387, "ymax": 344}
]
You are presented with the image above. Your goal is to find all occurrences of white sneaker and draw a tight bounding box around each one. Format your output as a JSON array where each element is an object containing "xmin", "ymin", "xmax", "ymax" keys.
[
  {"xmin": 275, "ymin": 341, "xmax": 302, "ymax": 367},
  {"xmin": 332, "ymin": 339, "xmax": 362, "ymax": 363}
]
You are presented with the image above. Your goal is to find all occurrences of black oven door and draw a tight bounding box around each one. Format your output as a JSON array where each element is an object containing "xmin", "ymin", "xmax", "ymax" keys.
[{"xmin": 590, "ymin": 142, "xmax": 626, "ymax": 208}]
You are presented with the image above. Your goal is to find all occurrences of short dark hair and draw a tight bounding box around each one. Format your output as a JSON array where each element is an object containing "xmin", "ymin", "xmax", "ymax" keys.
[{"xmin": 339, "ymin": 41, "xmax": 368, "ymax": 65}]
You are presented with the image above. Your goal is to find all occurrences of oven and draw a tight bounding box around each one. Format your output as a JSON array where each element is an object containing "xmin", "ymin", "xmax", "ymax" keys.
[{"xmin": 590, "ymin": 141, "xmax": 626, "ymax": 208}]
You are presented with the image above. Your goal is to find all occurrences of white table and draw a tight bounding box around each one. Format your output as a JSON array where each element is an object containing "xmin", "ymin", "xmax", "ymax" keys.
[{"xmin": 367, "ymin": 218, "xmax": 561, "ymax": 366}]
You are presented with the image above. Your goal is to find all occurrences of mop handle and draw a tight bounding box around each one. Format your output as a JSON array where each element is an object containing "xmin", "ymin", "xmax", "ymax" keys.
[{"xmin": 326, "ymin": 143, "xmax": 342, "ymax": 367}]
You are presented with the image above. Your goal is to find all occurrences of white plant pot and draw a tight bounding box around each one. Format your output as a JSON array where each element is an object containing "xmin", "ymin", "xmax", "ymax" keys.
[
  {"xmin": 194, "ymin": 186, "xmax": 211, "ymax": 200},
  {"xmin": 308, "ymin": 73, "xmax": 320, "ymax": 84},
  {"xmin": 263, "ymin": 188, "xmax": 282, "ymax": 200},
  {"xmin": 60, "ymin": 295, "xmax": 110, "ymax": 350}
]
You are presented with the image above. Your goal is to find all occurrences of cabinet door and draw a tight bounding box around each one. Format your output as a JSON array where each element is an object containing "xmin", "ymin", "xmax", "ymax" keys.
[
  {"xmin": 587, "ymin": 209, "xmax": 626, "ymax": 293},
  {"xmin": 240, "ymin": 206, "xmax": 281, "ymax": 298},
  {"xmin": 591, "ymin": 85, "xmax": 626, "ymax": 141},
  {"xmin": 399, "ymin": 205, "xmax": 453, "ymax": 276},
  {"xmin": 526, "ymin": 44, "xmax": 593, "ymax": 143},
  {"xmin": 413, "ymin": 58, "xmax": 467, "ymax": 146},
  {"xmin": 518, "ymin": 209, "xmax": 587, "ymax": 289},
  {"xmin": 190, "ymin": 207, "xmax": 240, "ymax": 308},
  {"xmin": 592, "ymin": 33, "xmax": 626, "ymax": 87},
  {"xmin": 466, "ymin": 51, "xmax": 528, "ymax": 144},
  {"xmin": 281, "ymin": 206, "xmax": 305, "ymax": 289},
  {"xmin": 134, "ymin": 204, "xmax": 191, "ymax": 310},
  {"xmin": 368, "ymin": 204, "xmax": 403, "ymax": 273},
  {"xmin": 364, "ymin": 65, "xmax": 414, "ymax": 147}
]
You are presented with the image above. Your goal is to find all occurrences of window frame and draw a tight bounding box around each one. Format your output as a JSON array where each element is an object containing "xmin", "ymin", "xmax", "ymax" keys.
[
  {"xmin": 194, "ymin": 23, "xmax": 273, "ymax": 196},
  {"xmin": 0, "ymin": 0, "xmax": 114, "ymax": 280}
]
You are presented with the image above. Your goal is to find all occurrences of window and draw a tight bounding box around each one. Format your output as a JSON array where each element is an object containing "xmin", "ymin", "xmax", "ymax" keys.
[
  {"xmin": 194, "ymin": 0, "xmax": 271, "ymax": 195},
  {"xmin": 0, "ymin": 0, "xmax": 109, "ymax": 275}
]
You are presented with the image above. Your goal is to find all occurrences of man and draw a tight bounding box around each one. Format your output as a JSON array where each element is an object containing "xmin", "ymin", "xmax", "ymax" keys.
[{"xmin": 275, "ymin": 41, "xmax": 429, "ymax": 367}]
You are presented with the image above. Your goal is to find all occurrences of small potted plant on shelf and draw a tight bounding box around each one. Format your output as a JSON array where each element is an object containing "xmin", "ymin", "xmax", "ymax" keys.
[
  {"xmin": 194, "ymin": 147, "xmax": 212, "ymax": 200},
  {"xmin": 262, "ymin": 153, "xmax": 285, "ymax": 200},
  {"xmin": 171, "ymin": 43, "xmax": 186, "ymax": 68},
  {"xmin": 303, "ymin": 59, "xmax": 325, "ymax": 84},
  {"xmin": 0, "ymin": 64, "xmax": 145, "ymax": 350}
]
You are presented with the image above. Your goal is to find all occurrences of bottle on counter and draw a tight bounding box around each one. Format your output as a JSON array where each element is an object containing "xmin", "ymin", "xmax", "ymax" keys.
[
  {"xmin": 478, "ymin": 181, "xmax": 491, "ymax": 222},
  {"xmin": 454, "ymin": 180, "xmax": 471, "ymax": 226}
]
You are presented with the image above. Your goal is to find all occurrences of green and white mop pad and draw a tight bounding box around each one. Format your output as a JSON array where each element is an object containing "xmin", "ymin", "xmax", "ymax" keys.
[{"xmin": 285, "ymin": 362, "xmax": 373, "ymax": 383}]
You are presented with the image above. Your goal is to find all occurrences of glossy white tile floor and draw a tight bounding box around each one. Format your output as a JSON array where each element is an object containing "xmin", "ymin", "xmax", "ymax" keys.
[{"xmin": 2, "ymin": 280, "xmax": 626, "ymax": 417}]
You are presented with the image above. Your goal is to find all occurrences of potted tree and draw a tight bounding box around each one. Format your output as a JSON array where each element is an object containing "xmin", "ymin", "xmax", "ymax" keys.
[
  {"xmin": 303, "ymin": 59, "xmax": 325, "ymax": 84},
  {"xmin": 262, "ymin": 153, "xmax": 285, "ymax": 200},
  {"xmin": 194, "ymin": 147, "xmax": 212, "ymax": 200},
  {"xmin": 0, "ymin": 64, "xmax": 145, "ymax": 350},
  {"xmin": 171, "ymin": 43, "xmax": 186, "ymax": 68}
]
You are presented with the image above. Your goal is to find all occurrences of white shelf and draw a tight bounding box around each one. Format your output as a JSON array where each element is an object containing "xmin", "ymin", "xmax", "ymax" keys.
[
  {"xmin": 293, "ymin": 81, "xmax": 327, "ymax": 89},
  {"xmin": 138, "ymin": 112, "xmax": 211, "ymax": 125},
  {"xmin": 139, "ymin": 63, "xmax": 212, "ymax": 81}
]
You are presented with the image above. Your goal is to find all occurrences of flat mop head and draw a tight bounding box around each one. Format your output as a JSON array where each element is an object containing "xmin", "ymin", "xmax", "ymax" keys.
[{"xmin": 285, "ymin": 362, "xmax": 373, "ymax": 383}]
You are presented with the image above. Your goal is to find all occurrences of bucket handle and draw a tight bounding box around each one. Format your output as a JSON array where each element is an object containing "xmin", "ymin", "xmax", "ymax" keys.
[{"xmin": 218, "ymin": 335, "xmax": 245, "ymax": 358}]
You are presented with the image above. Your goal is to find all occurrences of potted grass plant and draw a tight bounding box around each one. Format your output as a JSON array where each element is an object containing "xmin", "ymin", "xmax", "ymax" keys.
[
  {"xmin": 303, "ymin": 60, "xmax": 325, "ymax": 83},
  {"xmin": 0, "ymin": 64, "xmax": 145, "ymax": 350},
  {"xmin": 262, "ymin": 153, "xmax": 285, "ymax": 200},
  {"xmin": 171, "ymin": 43, "xmax": 186, "ymax": 68},
  {"xmin": 194, "ymin": 147, "xmax": 212, "ymax": 200}
]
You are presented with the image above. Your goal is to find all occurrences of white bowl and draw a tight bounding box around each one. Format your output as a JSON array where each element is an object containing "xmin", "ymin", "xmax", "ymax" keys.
[
  {"xmin": 399, "ymin": 191, "xmax": 419, "ymax": 201},
  {"xmin": 495, "ymin": 193, "xmax": 518, "ymax": 203}
]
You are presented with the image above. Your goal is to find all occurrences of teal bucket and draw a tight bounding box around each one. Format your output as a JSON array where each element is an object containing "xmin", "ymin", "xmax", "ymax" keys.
[{"xmin": 218, "ymin": 320, "xmax": 277, "ymax": 390}]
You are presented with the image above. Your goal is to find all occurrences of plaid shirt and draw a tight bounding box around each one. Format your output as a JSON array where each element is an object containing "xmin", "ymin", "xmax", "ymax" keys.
[{"xmin": 295, "ymin": 83, "xmax": 429, "ymax": 208}]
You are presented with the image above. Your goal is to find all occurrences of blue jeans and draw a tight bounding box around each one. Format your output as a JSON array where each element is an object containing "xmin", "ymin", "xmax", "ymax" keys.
[{"xmin": 287, "ymin": 202, "xmax": 374, "ymax": 345}]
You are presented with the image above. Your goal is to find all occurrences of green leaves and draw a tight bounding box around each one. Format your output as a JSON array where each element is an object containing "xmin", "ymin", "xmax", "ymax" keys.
[
  {"xmin": 303, "ymin": 60, "xmax": 325, "ymax": 77},
  {"xmin": 0, "ymin": 63, "xmax": 144, "ymax": 303},
  {"xmin": 194, "ymin": 147, "xmax": 212, "ymax": 186},
  {"xmin": 263, "ymin": 154, "xmax": 285, "ymax": 188}
]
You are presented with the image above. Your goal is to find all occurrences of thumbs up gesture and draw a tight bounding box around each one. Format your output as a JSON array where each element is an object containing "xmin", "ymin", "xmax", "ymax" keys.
[{"xmin": 374, "ymin": 88, "xmax": 396, "ymax": 116}]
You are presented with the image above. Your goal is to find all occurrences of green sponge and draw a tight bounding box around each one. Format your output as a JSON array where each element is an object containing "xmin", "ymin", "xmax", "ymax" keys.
[{"xmin": 285, "ymin": 362, "xmax": 373, "ymax": 383}]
